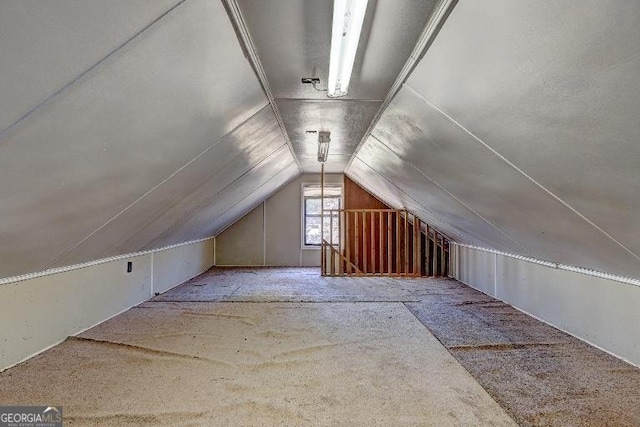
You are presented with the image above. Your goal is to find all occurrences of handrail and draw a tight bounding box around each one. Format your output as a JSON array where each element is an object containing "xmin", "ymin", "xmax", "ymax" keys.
[
  {"xmin": 322, "ymin": 239, "xmax": 363, "ymax": 275},
  {"xmin": 320, "ymin": 208, "xmax": 449, "ymax": 277}
]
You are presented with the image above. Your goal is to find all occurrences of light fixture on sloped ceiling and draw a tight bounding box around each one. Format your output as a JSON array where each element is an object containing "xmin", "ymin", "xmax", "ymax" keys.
[
  {"xmin": 327, "ymin": 0, "xmax": 369, "ymax": 98},
  {"xmin": 317, "ymin": 131, "xmax": 331, "ymax": 163}
]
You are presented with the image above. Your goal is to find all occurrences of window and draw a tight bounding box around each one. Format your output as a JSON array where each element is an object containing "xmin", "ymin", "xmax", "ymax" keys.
[{"xmin": 303, "ymin": 184, "xmax": 342, "ymax": 246}]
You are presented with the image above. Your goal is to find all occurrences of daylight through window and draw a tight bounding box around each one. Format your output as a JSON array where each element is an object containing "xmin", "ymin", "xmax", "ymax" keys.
[{"xmin": 303, "ymin": 184, "xmax": 342, "ymax": 246}]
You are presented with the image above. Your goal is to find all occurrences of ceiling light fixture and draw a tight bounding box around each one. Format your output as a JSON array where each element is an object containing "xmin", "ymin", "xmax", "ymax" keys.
[
  {"xmin": 327, "ymin": 0, "xmax": 368, "ymax": 98},
  {"xmin": 318, "ymin": 131, "xmax": 331, "ymax": 163}
]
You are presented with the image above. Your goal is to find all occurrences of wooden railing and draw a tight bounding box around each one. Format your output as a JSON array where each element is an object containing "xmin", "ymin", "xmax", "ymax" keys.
[
  {"xmin": 424, "ymin": 223, "xmax": 449, "ymax": 278},
  {"xmin": 321, "ymin": 209, "xmax": 449, "ymax": 277}
]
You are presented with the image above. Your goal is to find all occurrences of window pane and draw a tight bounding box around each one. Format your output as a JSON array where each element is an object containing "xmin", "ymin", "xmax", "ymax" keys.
[
  {"xmin": 305, "ymin": 198, "xmax": 322, "ymax": 215},
  {"xmin": 332, "ymin": 214, "xmax": 340, "ymax": 245},
  {"xmin": 305, "ymin": 216, "xmax": 322, "ymax": 245},
  {"xmin": 303, "ymin": 191, "xmax": 342, "ymax": 246},
  {"xmin": 322, "ymin": 214, "xmax": 340, "ymax": 245},
  {"xmin": 303, "ymin": 184, "xmax": 341, "ymax": 198},
  {"xmin": 323, "ymin": 197, "xmax": 341, "ymax": 211}
]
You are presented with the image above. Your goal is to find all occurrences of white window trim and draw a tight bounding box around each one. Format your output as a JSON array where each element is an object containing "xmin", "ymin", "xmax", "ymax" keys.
[{"xmin": 300, "ymin": 182, "xmax": 344, "ymax": 250}]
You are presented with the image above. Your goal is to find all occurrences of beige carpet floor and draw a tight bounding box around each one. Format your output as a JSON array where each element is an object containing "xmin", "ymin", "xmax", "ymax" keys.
[
  {"xmin": 2, "ymin": 267, "xmax": 638, "ymax": 426},
  {"xmin": 0, "ymin": 268, "xmax": 516, "ymax": 426}
]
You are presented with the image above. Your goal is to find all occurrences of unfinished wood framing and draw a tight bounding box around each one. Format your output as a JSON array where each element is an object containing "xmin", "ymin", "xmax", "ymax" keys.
[
  {"xmin": 363, "ymin": 211, "xmax": 368, "ymax": 273},
  {"xmin": 379, "ymin": 212, "xmax": 384, "ymax": 274},
  {"xmin": 321, "ymin": 209, "xmax": 450, "ymax": 277},
  {"xmin": 432, "ymin": 230, "xmax": 439, "ymax": 277},
  {"xmin": 387, "ymin": 212, "xmax": 392, "ymax": 275}
]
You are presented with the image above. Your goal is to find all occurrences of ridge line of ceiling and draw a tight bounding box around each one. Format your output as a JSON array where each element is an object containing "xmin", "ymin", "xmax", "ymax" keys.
[
  {"xmin": 223, "ymin": 0, "xmax": 301, "ymax": 172},
  {"xmin": 404, "ymin": 83, "xmax": 640, "ymax": 266},
  {"xmin": 344, "ymin": 0, "xmax": 458, "ymax": 172},
  {"xmin": 0, "ymin": 0, "xmax": 190, "ymax": 148}
]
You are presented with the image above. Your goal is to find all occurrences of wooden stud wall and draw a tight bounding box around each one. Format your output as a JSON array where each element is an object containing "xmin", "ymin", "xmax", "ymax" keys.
[{"xmin": 321, "ymin": 177, "xmax": 450, "ymax": 277}]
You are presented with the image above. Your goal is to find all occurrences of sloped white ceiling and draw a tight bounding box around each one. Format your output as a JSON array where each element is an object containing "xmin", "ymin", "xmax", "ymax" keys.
[
  {"xmin": 348, "ymin": 139, "xmax": 527, "ymax": 254},
  {"xmin": 0, "ymin": 0, "xmax": 299, "ymax": 277},
  {"xmin": 0, "ymin": 0, "xmax": 182, "ymax": 134},
  {"xmin": 277, "ymin": 99, "xmax": 381, "ymax": 173},
  {"xmin": 237, "ymin": 0, "xmax": 436, "ymax": 172},
  {"xmin": 50, "ymin": 107, "xmax": 298, "ymax": 268},
  {"xmin": 348, "ymin": 0, "xmax": 640, "ymax": 278},
  {"xmin": 3, "ymin": 0, "xmax": 639, "ymax": 280},
  {"xmin": 144, "ymin": 147, "xmax": 299, "ymax": 249}
]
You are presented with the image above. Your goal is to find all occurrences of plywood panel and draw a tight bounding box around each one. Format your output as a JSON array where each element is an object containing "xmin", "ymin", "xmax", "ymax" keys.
[
  {"xmin": 496, "ymin": 254, "xmax": 640, "ymax": 367},
  {"xmin": 344, "ymin": 176, "xmax": 389, "ymax": 211},
  {"xmin": 343, "ymin": 177, "xmax": 392, "ymax": 274}
]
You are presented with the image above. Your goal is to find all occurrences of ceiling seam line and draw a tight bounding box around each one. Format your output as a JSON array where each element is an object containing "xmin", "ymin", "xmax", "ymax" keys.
[
  {"xmin": 101, "ymin": 103, "xmax": 274, "ymax": 252},
  {"xmin": 345, "ymin": 0, "xmax": 458, "ymax": 171},
  {"xmin": 223, "ymin": 0, "xmax": 301, "ymax": 172},
  {"xmin": 370, "ymin": 134, "xmax": 529, "ymax": 253},
  {"xmin": 404, "ymin": 83, "xmax": 640, "ymax": 264},
  {"xmin": 41, "ymin": 103, "xmax": 271, "ymax": 270},
  {"xmin": 347, "ymin": 158, "xmax": 473, "ymax": 244},
  {"xmin": 349, "ymin": 163, "xmax": 485, "ymax": 245},
  {"xmin": 198, "ymin": 164, "xmax": 301, "ymax": 241},
  {"xmin": 143, "ymin": 144, "xmax": 292, "ymax": 249},
  {"xmin": 0, "ymin": 0, "xmax": 190, "ymax": 146}
]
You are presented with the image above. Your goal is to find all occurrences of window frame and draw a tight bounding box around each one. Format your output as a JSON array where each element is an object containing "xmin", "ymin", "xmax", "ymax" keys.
[{"xmin": 301, "ymin": 183, "xmax": 343, "ymax": 248}]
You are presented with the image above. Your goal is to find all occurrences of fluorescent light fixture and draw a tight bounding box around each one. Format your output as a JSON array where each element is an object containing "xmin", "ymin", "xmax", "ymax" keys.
[
  {"xmin": 318, "ymin": 131, "xmax": 331, "ymax": 162},
  {"xmin": 328, "ymin": 0, "xmax": 368, "ymax": 97}
]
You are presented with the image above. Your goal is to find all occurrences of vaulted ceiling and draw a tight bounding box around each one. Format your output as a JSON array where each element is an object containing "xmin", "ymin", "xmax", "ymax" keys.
[
  {"xmin": 347, "ymin": 0, "xmax": 640, "ymax": 278},
  {"xmin": 0, "ymin": 0, "xmax": 298, "ymax": 276},
  {"xmin": 235, "ymin": 0, "xmax": 437, "ymax": 172},
  {"xmin": 1, "ymin": 0, "xmax": 639, "ymax": 280}
]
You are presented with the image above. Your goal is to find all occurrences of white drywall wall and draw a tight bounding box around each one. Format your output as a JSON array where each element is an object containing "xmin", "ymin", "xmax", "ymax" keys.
[
  {"xmin": 457, "ymin": 246, "xmax": 496, "ymax": 296},
  {"xmin": 152, "ymin": 238, "xmax": 214, "ymax": 294},
  {"xmin": 453, "ymin": 244, "xmax": 640, "ymax": 367},
  {"xmin": 0, "ymin": 238, "xmax": 214, "ymax": 371},
  {"xmin": 215, "ymin": 203, "xmax": 265, "ymax": 266},
  {"xmin": 216, "ymin": 174, "xmax": 344, "ymax": 266}
]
